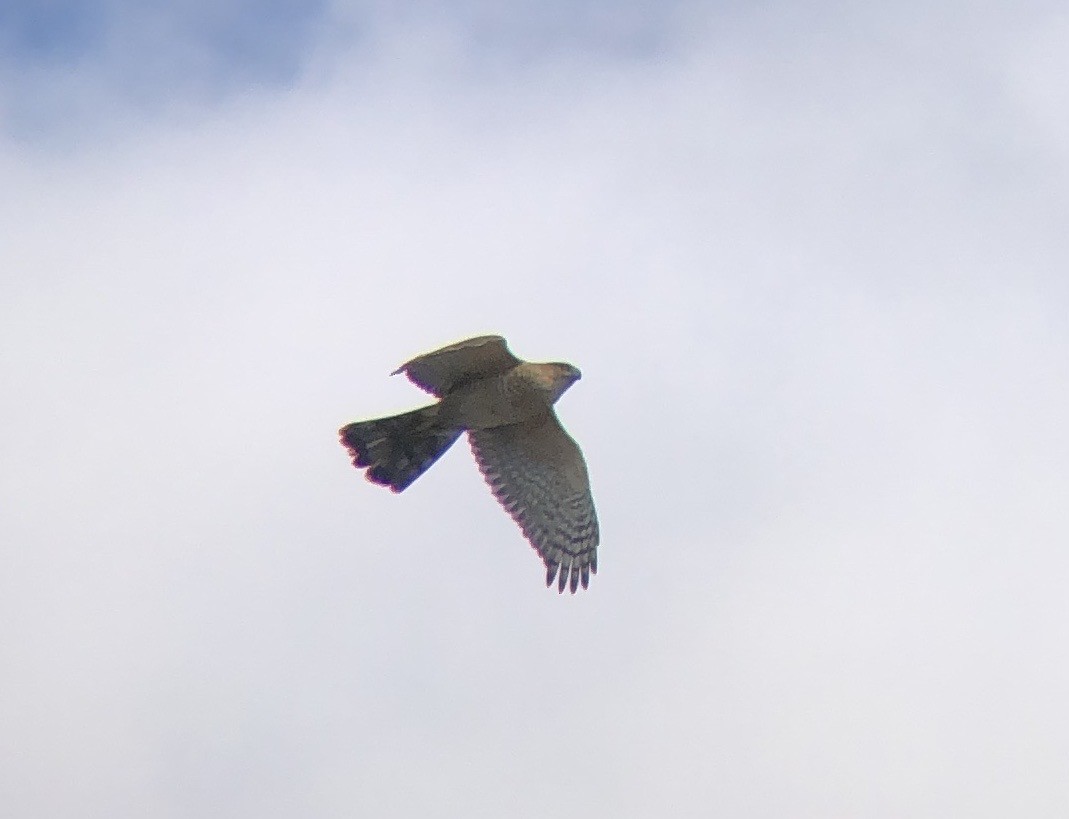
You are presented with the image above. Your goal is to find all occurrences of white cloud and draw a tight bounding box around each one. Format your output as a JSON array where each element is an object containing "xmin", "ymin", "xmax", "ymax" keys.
[{"xmin": 2, "ymin": 3, "xmax": 1068, "ymax": 816}]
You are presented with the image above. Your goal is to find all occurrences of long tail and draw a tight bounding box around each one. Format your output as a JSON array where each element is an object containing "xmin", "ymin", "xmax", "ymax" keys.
[{"xmin": 339, "ymin": 405, "xmax": 462, "ymax": 492}]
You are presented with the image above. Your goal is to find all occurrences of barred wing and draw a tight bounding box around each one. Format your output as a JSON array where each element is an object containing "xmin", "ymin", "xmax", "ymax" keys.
[{"xmin": 469, "ymin": 412, "xmax": 599, "ymax": 593}]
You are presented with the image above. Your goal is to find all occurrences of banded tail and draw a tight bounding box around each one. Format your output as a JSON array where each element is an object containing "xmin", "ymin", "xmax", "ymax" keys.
[{"xmin": 339, "ymin": 405, "xmax": 462, "ymax": 492}]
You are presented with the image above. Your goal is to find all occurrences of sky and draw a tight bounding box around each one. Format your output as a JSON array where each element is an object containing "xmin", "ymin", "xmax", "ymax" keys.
[{"xmin": 2, "ymin": 1, "xmax": 1069, "ymax": 816}]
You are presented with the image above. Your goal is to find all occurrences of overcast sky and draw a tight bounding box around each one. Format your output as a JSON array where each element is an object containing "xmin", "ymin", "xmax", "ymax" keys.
[{"xmin": 2, "ymin": 1, "xmax": 1069, "ymax": 816}]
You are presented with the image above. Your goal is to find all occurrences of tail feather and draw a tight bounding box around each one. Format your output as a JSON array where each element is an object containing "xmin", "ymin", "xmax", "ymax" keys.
[{"xmin": 339, "ymin": 405, "xmax": 462, "ymax": 492}]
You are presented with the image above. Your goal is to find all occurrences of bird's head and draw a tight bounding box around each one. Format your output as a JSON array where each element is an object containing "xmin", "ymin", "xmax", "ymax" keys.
[{"xmin": 544, "ymin": 362, "xmax": 582, "ymax": 403}]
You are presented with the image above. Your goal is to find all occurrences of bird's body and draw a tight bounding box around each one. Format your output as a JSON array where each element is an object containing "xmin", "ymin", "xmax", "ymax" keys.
[
  {"xmin": 339, "ymin": 335, "xmax": 599, "ymax": 593},
  {"xmin": 438, "ymin": 367, "xmax": 547, "ymax": 429}
]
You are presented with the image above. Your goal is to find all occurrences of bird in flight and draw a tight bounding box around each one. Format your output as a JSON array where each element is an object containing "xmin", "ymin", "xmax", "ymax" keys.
[{"xmin": 339, "ymin": 335, "xmax": 599, "ymax": 593}]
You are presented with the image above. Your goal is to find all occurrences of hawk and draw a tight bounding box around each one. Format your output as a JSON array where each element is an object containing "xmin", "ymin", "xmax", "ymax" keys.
[{"xmin": 339, "ymin": 335, "xmax": 599, "ymax": 593}]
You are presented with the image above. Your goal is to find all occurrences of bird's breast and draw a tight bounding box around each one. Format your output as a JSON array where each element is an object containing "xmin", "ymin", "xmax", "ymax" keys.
[{"xmin": 440, "ymin": 377, "xmax": 547, "ymax": 430}]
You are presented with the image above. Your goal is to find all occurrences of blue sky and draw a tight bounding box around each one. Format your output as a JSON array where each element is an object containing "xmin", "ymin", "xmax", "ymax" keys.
[
  {"xmin": 1, "ymin": 0, "xmax": 327, "ymax": 139},
  {"xmin": 1, "ymin": 0, "xmax": 326, "ymax": 70},
  {"xmin": 0, "ymin": 0, "xmax": 687, "ymax": 143},
  {"xmin": 2, "ymin": 2, "xmax": 1069, "ymax": 817}
]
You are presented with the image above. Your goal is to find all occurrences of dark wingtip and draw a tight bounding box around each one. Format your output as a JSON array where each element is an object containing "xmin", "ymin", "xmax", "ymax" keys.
[{"xmin": 546, "ymin": 562, "xmax": 592, "ymax": 594}]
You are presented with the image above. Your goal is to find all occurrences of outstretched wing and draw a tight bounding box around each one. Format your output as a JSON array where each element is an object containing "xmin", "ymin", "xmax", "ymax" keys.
[
  {"xmin": 393, "ymin": 335, "xmax": 521, "ymax": 397},
  {"xmin": 469, "ymin": 412, "xmax": 599, "ymax": 594}
]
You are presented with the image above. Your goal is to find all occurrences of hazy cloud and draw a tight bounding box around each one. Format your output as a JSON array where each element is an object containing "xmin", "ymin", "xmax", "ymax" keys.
[{"xmin": 2, "ymin": 2, "xmax": 1068, "ymax": 817}]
